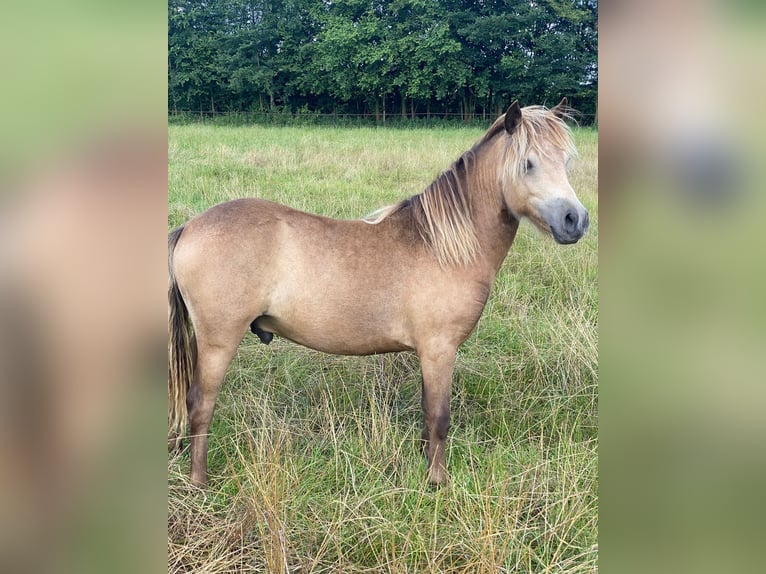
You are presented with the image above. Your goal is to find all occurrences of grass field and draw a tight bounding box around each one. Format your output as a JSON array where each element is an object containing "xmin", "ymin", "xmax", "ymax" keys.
[{"xmin": 168, "ymin": 123, "xmax": 598, "ymax": 573}]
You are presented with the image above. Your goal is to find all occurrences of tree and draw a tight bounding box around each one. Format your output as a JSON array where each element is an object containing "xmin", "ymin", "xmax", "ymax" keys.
[
  {"xmin": 168, "ymin": 0, "xmax": 229, "ymax": 112},
  {"xmin": 167, "ymin": 0, "xmax": 599, "ymax": 123}
]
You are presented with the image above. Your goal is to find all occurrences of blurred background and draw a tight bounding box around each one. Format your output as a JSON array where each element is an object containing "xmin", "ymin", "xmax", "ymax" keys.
[
  {"xmin": 600, "ymin": 0, "xmax": 766, "ymax": 572},
  {"xmin": 0, "ymin": 2, "xmax": 166, "ymax": 573},
  {"xmin": 0, "ymin": 1, "xmax": 764, "ymax": 573}
]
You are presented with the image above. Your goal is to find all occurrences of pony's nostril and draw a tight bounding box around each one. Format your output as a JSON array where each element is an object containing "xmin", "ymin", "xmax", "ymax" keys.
[{"xmin": 564, "ymin": 210, "xmax": 578, "ymax": 234}]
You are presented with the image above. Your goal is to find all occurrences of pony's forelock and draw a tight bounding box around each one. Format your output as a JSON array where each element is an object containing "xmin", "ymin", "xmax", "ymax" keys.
[{"xmin": 500, "ymin": 105, "xmax": 577, "ymax": 183}]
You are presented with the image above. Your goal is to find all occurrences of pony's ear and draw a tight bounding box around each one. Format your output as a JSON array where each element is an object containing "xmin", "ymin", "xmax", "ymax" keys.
[
  {"xmin": 504, "ymin": 100, "xmax": 522, "ymax": 134},
  {"xmin": 552, "ymin": 97, "xmax": 568, "ymax": 119}
]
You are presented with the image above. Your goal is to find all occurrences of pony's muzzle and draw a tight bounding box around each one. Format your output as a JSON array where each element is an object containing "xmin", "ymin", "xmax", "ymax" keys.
[{"xmin": 545, "ymin": 199, "xmax": 589, "ymax": 244}]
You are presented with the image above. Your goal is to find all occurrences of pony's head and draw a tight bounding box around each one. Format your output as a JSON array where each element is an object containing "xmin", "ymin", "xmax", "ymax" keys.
[{"xmin": 498, "ymin": 100, "xmax": 589, "ymax": 244}]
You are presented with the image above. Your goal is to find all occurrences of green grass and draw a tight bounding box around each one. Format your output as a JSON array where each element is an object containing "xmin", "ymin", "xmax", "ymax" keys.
[{"xmin": 168, "ymin": 124, "xmax": 598, "ymax": 573}]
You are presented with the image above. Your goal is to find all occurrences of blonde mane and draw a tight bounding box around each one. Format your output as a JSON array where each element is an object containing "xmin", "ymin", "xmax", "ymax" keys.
[{"xmin": 364, "ymin": 104, "xmax": 576, "ymax": 267}]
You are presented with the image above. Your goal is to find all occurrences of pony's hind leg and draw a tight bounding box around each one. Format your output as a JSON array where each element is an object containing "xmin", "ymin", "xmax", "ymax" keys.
[
  {"xmin": 418, "ymin": 344, "xmax": 457, "ymax": 486},
  {"xmin": 187, "ymin": 337, "xmax": 241, "ymax": 487}
]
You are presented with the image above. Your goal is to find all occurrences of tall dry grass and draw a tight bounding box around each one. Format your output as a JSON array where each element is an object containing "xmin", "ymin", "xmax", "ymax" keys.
[{"xmin": 168, "ymin": 124, "xmax": 597, "ymax": 573}]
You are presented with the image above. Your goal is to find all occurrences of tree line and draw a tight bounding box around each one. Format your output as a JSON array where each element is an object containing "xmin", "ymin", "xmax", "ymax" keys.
[{"xmin": 169, "ymin": 0, "xmax": 597, "ymax": 123}]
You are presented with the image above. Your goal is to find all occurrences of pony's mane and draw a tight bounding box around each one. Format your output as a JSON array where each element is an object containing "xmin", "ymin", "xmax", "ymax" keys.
[
  {"xmin": 362, "ymin": 156, "xmax": 478, "ymax": 266},
  {"xmin": 364, "ymin": 105, "xmax": 576, "ymax": 267}
]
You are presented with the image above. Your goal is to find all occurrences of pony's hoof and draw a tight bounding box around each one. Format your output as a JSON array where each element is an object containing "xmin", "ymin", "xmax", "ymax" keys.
[
  {"xmin": 427, "ymin": 466, "xmax": 448, "ymax": 487},
  {"xmin": 168, "ymin": 434, "xmax": 183, "ymax": 453}
]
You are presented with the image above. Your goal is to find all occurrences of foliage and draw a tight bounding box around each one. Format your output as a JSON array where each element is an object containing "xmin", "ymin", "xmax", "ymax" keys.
[{"xmin": 168, "ymin": 0, "xmax": 598, "ymax": 122}]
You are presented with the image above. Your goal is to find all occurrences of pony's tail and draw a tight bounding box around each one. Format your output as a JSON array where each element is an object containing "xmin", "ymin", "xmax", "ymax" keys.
[{"xmin": 168, "ymin": 225, "xmax": 195, "ymax": 448}]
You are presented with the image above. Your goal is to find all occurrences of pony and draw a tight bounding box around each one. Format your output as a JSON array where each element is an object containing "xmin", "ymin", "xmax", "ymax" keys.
[{"xmin": 168, "ymin": 100, "xmax": 589, "ymax": 486}]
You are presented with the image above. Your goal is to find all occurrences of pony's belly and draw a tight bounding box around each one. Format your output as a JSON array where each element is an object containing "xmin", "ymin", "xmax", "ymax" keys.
[{"xmin": 257, "ymin": 314, "xmax": 411, "ymax": 356}]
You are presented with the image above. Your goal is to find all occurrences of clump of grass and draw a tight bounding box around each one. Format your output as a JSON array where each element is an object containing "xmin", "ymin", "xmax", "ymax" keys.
[{"xmin": 168, "ymin": 124, "xmax": 598, "ymax": 572}]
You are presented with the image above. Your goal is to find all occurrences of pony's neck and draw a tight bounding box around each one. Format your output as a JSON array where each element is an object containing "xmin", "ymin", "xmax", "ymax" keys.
[{"xmin": 464, "ymin": 141, "xmax": 520, "ymax": 271}]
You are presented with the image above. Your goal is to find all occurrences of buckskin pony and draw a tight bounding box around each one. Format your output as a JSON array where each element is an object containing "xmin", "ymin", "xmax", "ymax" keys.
[{"xmin": 168, "ymin": 100, "xmax": 589, "ymax": 486}]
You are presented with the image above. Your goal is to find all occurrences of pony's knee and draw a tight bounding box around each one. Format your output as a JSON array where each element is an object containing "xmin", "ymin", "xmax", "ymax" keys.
[
  {"xmin": 185, "ymin": 383, "xmax": 200, "ymax": 413},
  {"xmin": 186, "ymin": 385, "xmax": 214, "ymax": 430},
  {"xmin": 427, "ymin": 411, "xmax": 450, "ymax": 441},
  {"xmin": 434, "ymin": 413, "xmax": 450, "ymax": 440}
]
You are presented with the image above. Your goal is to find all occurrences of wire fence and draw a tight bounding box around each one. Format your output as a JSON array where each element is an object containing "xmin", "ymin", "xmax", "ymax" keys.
[{"xmin": 168, "ymin": 109, "xmax": 597, "ymax": 128}]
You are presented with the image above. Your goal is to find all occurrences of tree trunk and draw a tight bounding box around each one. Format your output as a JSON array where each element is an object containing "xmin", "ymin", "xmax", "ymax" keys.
[
  {"xmin": 486, "ymin": 86, "xmax": 493, "ymax": 121},
  {"xmin": 401, "ymin": 92, "xmax": 406, "ymax": 119},
  {"xmin": 463, "ymin": 87, "xmax": 474, "ymax": 122}
]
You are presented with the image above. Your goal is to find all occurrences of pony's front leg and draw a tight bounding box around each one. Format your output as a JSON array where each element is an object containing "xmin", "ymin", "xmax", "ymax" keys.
[
  {"xmin": 418, "ymin": 344, "xmax": 457, "ymax": 486},
  {"xmin": 187, "ymin": 341, "xmax": 238, "ymax": 487}
]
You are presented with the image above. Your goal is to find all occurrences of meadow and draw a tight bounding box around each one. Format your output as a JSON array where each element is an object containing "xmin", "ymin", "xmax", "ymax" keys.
[{"xmin": 168, "ymin": 122, "xmax": 598, "ymax": 573}]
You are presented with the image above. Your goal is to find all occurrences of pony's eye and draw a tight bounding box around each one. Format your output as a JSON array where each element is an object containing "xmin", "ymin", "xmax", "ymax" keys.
[{"xmin": 526, "ymin": 159, "xmax": 534, "ymax": 171}]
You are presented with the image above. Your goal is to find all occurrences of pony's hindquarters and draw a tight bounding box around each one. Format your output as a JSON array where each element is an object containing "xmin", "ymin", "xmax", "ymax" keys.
[
  {"xmin": 168, "ymin": 225, "xmax": 195, "ymax": 449},
  {"xmin": 168, "ymin": 206, "xmax": 264, "ymax": 485}
]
